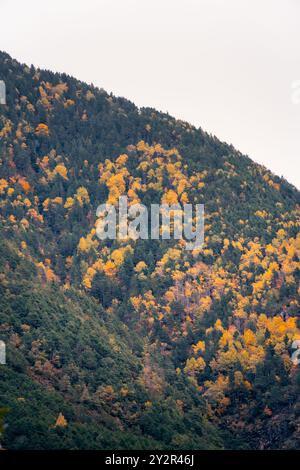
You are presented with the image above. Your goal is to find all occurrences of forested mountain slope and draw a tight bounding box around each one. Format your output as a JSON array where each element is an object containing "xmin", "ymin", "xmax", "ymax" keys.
[{"xmin": 0, "ymin": 51, "xmax": 299, "ymax": 449}]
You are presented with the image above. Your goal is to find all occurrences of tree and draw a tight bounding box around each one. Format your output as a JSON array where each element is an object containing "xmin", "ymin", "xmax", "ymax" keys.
[{"xmin": 54, "ymin": 412, "xmax": 68, "ymax": 428}]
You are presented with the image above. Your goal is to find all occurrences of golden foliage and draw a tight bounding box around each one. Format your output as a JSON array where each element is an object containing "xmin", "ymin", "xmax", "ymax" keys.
[{"xmin": 35, "ymin": 123, "xmax": 49, "ymax": 136}]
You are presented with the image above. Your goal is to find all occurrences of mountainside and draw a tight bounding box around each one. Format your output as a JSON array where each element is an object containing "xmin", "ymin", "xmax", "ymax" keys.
[{"xmin": 0, "ymin": 51, "xmax": 299, "ymax": 450}]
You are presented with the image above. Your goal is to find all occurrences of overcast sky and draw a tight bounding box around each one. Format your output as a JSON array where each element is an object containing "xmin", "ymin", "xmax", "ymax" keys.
[{"xmin": 1, "ymin": 0, "xmax": 300, "ymax": 188}]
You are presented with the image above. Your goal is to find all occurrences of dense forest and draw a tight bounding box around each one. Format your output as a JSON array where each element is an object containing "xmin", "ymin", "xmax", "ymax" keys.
[{"xmin": 0, "ymin": 51, "xmax": 299, "ymax": 449}]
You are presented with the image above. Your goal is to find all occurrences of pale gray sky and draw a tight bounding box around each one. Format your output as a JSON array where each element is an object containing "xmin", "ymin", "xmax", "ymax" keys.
[{"xmin": 1, "ymin": 0, "xmax": 300, "ymax": 188}]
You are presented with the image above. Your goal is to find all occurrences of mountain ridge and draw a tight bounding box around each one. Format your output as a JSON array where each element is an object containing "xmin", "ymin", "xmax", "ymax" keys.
[{"xmin": 0, "ymin": 51, "xmax": 299, "ymax": 450}]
